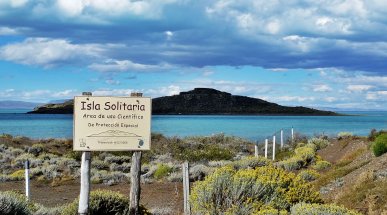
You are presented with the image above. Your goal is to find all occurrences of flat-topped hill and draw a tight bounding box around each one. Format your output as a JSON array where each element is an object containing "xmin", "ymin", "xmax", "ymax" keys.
[{"xmin": 28, "ymin": 88, "xmax": 338, "ymax": 115}]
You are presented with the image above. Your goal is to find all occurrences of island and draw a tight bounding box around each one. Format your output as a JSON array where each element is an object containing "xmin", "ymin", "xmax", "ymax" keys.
[{"xmin": 28, "ymin": 88, "xmax": 338, "ymax": 115}]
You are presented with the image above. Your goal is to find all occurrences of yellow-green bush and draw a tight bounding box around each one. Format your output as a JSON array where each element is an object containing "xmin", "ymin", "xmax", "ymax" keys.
[
  {"xmin": 312, "ymin": 160, "xmax": 332, "ymax": 171},
  {"xmin": 231, "ymin": 156, "xmax": 271, "ymax": 170},
  {"xmin": 191, "ymin": 165, "xmax": 321, "ymax": 214},
  {"xmin": 9, "ymin": 169, "xmax": 25, "ymax": 181},
  {"xmin": 308, "ymin": 138, "xmax": 330, "ymax": 150},
  {"xmin": 61, "ymin": 190, "xmax": 150, "ymax": 215},
  {"xmin": 154, "ymin": 164, "xmax": 173, "ymax": 180},
  {"xmin": 278, "ymin": 144, "xmax": 317, "ymax": 171},
  {"xmin": 290, "ymin": 202, "xmax": 362, "ymax": 215},
  {"xmin": 299, "ymin": 169, "xmax": 320, "ymax": 182}
]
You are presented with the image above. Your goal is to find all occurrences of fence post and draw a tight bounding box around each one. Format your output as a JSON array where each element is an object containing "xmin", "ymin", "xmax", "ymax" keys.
[
  {"xmin": 272, "ymin": 136, "xmax": 276, "ymax": 161},
  {"xmin": 280, "ymin": 129, "xmax": 283, "ymax": 149},
  {"xmin": 25, "ymin": 160, "xmax": 30, "ymax": 201},
  {"xmin": 265, "ymin": 139, "xmax": 268, "ymax": 159},
  {"xmin": 78, "ymin": 92, "xmax": 92, "ymax": 215},
  {"xmin": 129, "ymin": 92, "xmax": 143, "ymax": 215},
  {"xmin": 183, "ymin": 162, "xmax": 191, "ymax": 215},
  {"xmin": 254, "ymin": 143, "xmax": 259, "ymax": 157},
  {"xmin": 291, "ymin": 127, "xmax": 294, "ymax": 143}
]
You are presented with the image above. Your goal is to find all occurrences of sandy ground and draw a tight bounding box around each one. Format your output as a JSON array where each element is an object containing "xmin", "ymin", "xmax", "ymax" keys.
[{"xmin": 0, "ymin": 180, "xmax": 184, "ymax": 214}]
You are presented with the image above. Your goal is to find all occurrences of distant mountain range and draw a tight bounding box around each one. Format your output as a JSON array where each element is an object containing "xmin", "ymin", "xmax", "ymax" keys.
[
  {"xmin": 0, "ymin": 100, "xmax": 43, "ymax": 109},
  {"xmin": 27, "ymin": 88, "xmax": 339, "ymax": 115}
]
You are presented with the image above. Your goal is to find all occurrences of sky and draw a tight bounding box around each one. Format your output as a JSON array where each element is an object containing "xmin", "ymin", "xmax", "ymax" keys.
[{"xmin": 0, "ymin": 0, "xmax": 386, "ymax": 110}]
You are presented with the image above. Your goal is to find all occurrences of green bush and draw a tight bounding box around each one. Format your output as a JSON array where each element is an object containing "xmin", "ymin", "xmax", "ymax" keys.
[
  {"xmin": 191, "ymin": 165, "xmax": 322, "ymax": 214},
  {"xmin": 368, "ymin": 129, "xmax": 387, "ymax": 141},
  {"xmin": 337, "ymin": 132, "xmax": 353, "ymax": 139},
  {"xmin": 27, "ymin": 144, "xmax": 46, "ymax": 156},
  {"xmin": 290, "ymin": 202, "xmax": 362, "ymax": 215},
  {"xmin": 61, "ymin": 190, "xmax": 150, "ymax": 215},
  {"xmin": 277, "ymin": 144, "xmax": 317, "ymax": 171},
  {"xmin": 372, "ymin": 133, "xmax": 387, "ymax": 157},
  {"xmin": 154, "ymin": 164, "xmax": 173, "ymax": 180},
  {"xmin": 231, "ymin": 156, "xmax": 271, "ymax": 170},
  {"xmin": 298, "ymin": 169, "xmax": 320, "ymax": 182},
  {"xmin": 308, "ymin": 138, "xmax": 330, "ymax": 150},
  {"xmin": 0, "ymin": 191, "xmax": 31, "ymax": 215},
  {"xmin": 312, "ymin": 160, "xmax": 332, "ymax": 171}
]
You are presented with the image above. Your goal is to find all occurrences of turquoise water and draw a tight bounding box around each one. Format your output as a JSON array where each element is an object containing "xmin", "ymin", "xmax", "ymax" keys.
[{"xmin": 0, "ymin": 109, "xmax": 386, "ymax": 140}]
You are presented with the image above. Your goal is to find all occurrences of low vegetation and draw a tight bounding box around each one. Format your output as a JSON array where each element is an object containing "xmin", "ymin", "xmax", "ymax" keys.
[
  {"xmin": 372, "ymin": 133, "xmax": 387, "ymax": 157},
  {"xmin": 191, "ymin": 164, "xmax": 321, "ymax": 214},
  {"xmin": 1, "ymin": 130, "xmax": 386, "ymax": 214}
]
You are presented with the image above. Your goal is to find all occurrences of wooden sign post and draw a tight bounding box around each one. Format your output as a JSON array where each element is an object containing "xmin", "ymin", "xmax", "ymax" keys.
[
  {"xmin": 78, "ymin": 92, "xmax": 92, "ymax": 215},
  {"xmin": 129, "ymin": 92, "xmax": 143, "ymax": 214}
]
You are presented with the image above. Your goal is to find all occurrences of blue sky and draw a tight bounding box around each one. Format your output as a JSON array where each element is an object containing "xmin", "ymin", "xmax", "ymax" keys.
[{"xmin": 0, "ymin": 0, "xmax": 386, "ymax": 110}]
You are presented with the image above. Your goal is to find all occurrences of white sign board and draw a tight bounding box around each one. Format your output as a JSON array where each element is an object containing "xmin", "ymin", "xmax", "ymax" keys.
[{"xmin": 73, "ymin": 96, "xmax": 151, "ymax": 151}]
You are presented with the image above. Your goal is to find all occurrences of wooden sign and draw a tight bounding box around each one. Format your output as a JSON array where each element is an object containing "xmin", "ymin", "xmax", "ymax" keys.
[{"xmin": 73, "ymin": 96, "xmax": 151, "ymax": 151}]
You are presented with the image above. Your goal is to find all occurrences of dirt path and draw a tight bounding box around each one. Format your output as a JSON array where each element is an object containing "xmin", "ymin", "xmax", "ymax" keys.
[{"xmin": 0, "ymin": 180, "xmax": 184, "ymax": 213}]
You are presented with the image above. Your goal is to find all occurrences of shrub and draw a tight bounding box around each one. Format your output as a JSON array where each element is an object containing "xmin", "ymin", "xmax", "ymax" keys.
[
  {"xmin": 368, "ymin": 129, "xmax": 387, "ymax": 141},
  {"xmin": 9, "ymin": 170, "xmax": 25, "ymax": 181},
  {"xmin": 189, "ymin": 164, "xmax": 213, "ymax": 181},
  {"xmin": 109, "ymin": 162, "xmax": 131, "ymax": 173},
  {"xmin": 27, "ymin": 144, "xmax": 46, "ymax": 156},
  {"xmin": 34, "ymin": 204, "xmax": 63, "ymax": 215},
  {"xmin": 154, "ymin": 164, "xmax": 173, "ymax": 180},
  {"xmin": 338, "ymin": 132, "xmax": 353, "ymax": 139},
  {"xmin": 0, "ymin": 191, "xmax": 31, "ymax": 215},
  {"xmin": 191, "ymin": 165, "xmax": 322, "ymax": 214},
  {"xmin": 61, "ymin": 190, "xmax": 150, "ymax": 215},
  {"xmin": 312, "ymin": 160, "xmax": 332, "ymax": 171},
  {"xmin": 104, "ymin": 156, "xmax": 131, "ymax": 165},
  {"xmin": 277, "ymin": 157, "xmax": 304, "ymax": 171},
  {"xmin": 295, "ymin": 146, "xmax": 315, "ymax": 162},
  {"xmin": 231, "ymin": 156, "xmax": 271, "ymax": 170},
  {"xmin": 372, "ymin": 133, "xmax": 387, "ymax": 157},
  {"xmin": 308, "ymin": 138, "xmax": 330, "ymax": 150},
  {"xmin": 290, "ymin": 202, "xmax": 362, "ymax": 215},
  {"xmin": 299, "ymin": 169, "xmax": 320, "ymax": 182},
  {"xmin": 277, "ymin": 145, "xmax": 317, "ymax": 171}
]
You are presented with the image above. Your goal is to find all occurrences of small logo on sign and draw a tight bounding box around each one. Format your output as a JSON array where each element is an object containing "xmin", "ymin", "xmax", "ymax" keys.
[{"xmin": 79, "ymin": 139, "xmax": 86, "ymax": 147}]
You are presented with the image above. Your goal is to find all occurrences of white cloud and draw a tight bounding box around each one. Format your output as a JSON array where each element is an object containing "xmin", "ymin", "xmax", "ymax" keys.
[
  {"xmin": 0, "ymin": 27, "xmax": 19, "ymax": 35},
  {"xmin": 0, "ymin": 88, "xmax": 80, "ymax": 102},
  {"xmin": 88, "ymin": 59, "xmax": 174, "ymax": 73},
  {"xmin": 347, "ymin": 84, "xmax": 373, "ymax": 92},
  {"xmin": 165, "ymin": 31, "xmax": 174, "ymax": 40},
  {"xmin": 0, "ymin": 38, "xmax": 103, "ymax": 67},
  {"xmin": 366, "ymin": 91, "xmax": 387, "ymax": 101},
  {"xmin": 146, "ymin": 85, "xmax": 181, "ymax": 97},
  {"xmin": 105, "ymin": 79, "xmax": 120, "ymax": 85},
  {"xmin": 92, "ymin": 89, "xmax": 134, "ymax": 96},
  {"xmin": 275, "ymin": 96, "xmax": 315, "ymax": 102},
  {"xmin": 312, "ymin": 84, "xmax": 332, "ymax": 92},
  {"xmin": 323, "ymin": 97, "xmax": 338, "ymax": 102}
]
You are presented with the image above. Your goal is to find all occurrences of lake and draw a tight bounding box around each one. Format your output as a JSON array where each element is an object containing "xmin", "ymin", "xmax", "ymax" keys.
[{"xmin": 0, "ymin": 109, "xmax": 386, "ymax": 141}]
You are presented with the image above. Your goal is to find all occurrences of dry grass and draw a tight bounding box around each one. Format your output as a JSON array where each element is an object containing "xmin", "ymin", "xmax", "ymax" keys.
[
  {"xmin": 336, "ymin": 147, "xmax": 367, "ymax": 167},
  {"xmin": 313, "ymin": 159, "xmax": 371, "ymax": 189}
]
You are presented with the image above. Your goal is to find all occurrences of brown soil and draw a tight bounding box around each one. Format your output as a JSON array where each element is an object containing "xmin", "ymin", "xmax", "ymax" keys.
[{"xmin": 0, "ymin": 180, "xmax": 184, "ymax": 214}]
